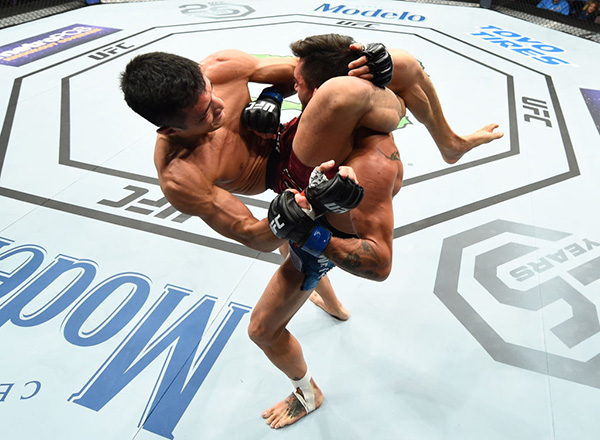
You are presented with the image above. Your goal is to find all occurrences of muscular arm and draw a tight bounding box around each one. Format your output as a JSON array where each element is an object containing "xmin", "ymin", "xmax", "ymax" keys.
[
  {"xmin": 324, "ymin": 213, "xmax": 393, "ymax": 281},
  {"xmin": 152, "ymin": 50, "xmax": 301, "ymax": 252},
  {"xmin": 321, "ymin": 139, "xmax": 399, "ymax": 281},
  {"xmin": 160, "ymin": 160, "xmax": 284, "ymax": 253},
  {"xmin": 200, "ymin": 49, "xmax": 297, "ymax": 95}
]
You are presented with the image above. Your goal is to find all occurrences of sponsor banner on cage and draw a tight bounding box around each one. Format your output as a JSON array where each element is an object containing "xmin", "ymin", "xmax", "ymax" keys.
[
  {"xmin": 581, "ymin": 88, "xmax": 600, "ymax": 136},
  {"xmin": 470, "ymin": 24, "xmax": 572, "ymax": 66},
  {"xmin": 0, "ymin": 24, "xmax": 120, "ymax": 67}
]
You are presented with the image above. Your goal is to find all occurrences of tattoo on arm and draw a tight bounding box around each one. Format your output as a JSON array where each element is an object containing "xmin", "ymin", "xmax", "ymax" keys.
[
  {"xmin": 328, "ymin": 239, "xmax": 381, "ymax": 279},
  {"xmin": 378, "ymin": 148, "xmax": 401, "ymax": 162}
]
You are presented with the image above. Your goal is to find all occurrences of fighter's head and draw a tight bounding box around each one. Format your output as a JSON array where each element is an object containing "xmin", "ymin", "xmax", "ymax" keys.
[
  {"xmin": 290, "ymin": 34, "xmax": 356, "ymax": 106},
  {"xmin": 120, "ymin": 52, "xmax": 209, "ymax": 131}
]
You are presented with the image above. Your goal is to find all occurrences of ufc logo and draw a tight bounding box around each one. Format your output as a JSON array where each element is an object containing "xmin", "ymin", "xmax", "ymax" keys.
[
  {"xmin": 323, "ymin": 201, "xmax": 347, "ymax": 214},
  {"xmin": 269, "ymin": 214, "xmax": 285, "ymax": 234},
  {"xmin": 246, "ymin": 101, "xmax": 275, "ymax": 113}
]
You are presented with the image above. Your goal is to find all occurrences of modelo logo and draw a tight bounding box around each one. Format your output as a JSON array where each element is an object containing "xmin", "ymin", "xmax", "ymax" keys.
[
  {"xmin": 471, "ymin": 25, "xmax": 571, "ymax": 65},
  {"xmin": 434, "ymin": 220, "xmax": 600, "ymax": 388},
  {"xmin": 0, "ymin": 237, "xmax": 250, "ymax": 439},
  {"xmin": 315, "ymin": 3, "xmax": 426, "ymax": 22}
]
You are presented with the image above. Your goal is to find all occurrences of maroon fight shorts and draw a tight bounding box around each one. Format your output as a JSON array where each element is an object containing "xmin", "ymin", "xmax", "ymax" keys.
[{"xmin": 266, "ymin": 117, "xmax": 337, "ymax": 193}]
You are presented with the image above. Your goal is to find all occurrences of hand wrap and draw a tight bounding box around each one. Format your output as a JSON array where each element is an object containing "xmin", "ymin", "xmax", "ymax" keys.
[
  {"xmin": 242, "ymin": 86, "xmax": 283, "ymax": 134},
  {"xmin": 268, "ymin": 191, "xmax": 331, "ymax": 257},
  {"xmin": 305, "ymin": 168, "xmax": 364, "ymax": 215},
  {"xmin": 361, "ymin": 43, "xmax": 394, "ymax": 88}
]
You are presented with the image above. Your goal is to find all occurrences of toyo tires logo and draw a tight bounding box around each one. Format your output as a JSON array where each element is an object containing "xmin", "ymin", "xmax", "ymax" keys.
[{"xmin": 435, "ymin": 220, "xmax": 600, "ymax": 388}]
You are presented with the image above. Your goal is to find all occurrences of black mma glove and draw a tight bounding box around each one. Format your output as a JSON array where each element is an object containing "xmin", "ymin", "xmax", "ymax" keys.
[
  {"xmin": 268, "ymin": 191, "xmax": 331, "ymax": 257},
  {"xmin": 242, "ymin": 86, "xmax": 283, "ymax": 134},
  {"xmin": 361, "ymin": 43, "xmax": 394, "ymax": 88},
  {"xmin": 305, "ymin": 168, "xmax": 364, "ymax": 215}
]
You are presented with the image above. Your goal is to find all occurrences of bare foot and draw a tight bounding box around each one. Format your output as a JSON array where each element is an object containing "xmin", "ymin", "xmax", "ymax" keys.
[
  {"xmin": 440, "ymin": 123, "xmax": 504, "ymax": 164},
  {"xmin": 262, "ymin": 380, "xmax": 324, "ymax": 429},
  {"xmin": 310, "ymin": 292, "xmax": 350, "ymax": 321}
]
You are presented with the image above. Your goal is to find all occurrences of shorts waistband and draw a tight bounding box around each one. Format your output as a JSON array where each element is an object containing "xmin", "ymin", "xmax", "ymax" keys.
[{"xmin": 265, "ymin": 124, "xmax": 283, "ymax": 191}]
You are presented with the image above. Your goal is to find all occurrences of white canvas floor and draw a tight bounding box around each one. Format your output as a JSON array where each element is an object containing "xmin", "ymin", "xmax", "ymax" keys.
[{"xmin": 1, "ymin": 1, "xmax": 599, "ymax": 439}]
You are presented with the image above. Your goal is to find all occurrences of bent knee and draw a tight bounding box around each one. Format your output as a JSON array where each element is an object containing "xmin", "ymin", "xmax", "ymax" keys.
[{"xmin": 248, "ymin": 316, "xmax": 274, "ymax": 347}]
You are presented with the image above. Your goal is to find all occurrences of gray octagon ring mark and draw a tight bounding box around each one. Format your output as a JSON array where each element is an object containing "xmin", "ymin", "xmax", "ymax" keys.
[{"xmin": 0, "ymin": 15, "xmax": 579, "ymax": 262}]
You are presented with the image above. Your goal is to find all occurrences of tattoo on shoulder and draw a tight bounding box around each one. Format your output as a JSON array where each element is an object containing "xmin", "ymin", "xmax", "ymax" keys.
[{"xmin": 378, "ymin": 148, "xmax": 401, "ymax": 162}]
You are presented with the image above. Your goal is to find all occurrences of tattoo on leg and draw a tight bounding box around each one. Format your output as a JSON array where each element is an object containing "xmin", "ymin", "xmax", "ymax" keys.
[{"xmin": 286, "ymin": 398, "xmax": 305, "ymax": 418}]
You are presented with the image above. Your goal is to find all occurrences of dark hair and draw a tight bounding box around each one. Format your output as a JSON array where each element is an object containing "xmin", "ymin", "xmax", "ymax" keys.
[
  {"xmin": 290, "ymin": 34, "xmax": 356, "ymax": 90},
  {"xmin": 120, "ymin": 52, "xmax": 206, "ymax": 128}
]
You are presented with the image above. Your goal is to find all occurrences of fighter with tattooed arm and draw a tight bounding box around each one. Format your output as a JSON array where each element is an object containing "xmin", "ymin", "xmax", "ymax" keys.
[
  {"xmin": 243, "ymin": 35, "xmax": 501, "ymax": 429},
  {"xmin": 119, "ymin": 33, "xmax": 503, "ymax": 428}
]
